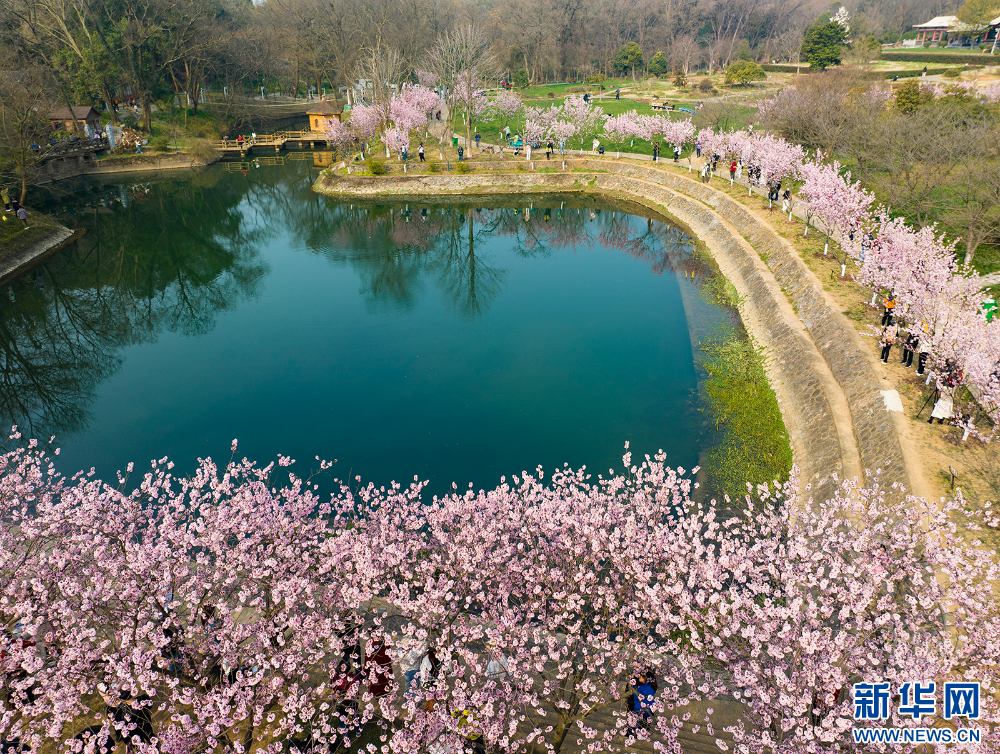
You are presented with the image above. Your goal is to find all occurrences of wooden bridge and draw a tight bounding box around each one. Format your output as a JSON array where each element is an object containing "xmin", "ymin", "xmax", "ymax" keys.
[{"xmin": 212, "ymin": 130, "xmax": 330, "ymax": 154}]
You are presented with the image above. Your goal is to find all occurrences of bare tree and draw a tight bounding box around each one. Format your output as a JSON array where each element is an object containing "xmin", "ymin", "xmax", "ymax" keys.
[
  {"xmin": 0, "ymin": 65, "xmax": 53, "ymax": 204},
  {"xmin": 354, "ymin": 43, "xmax": 409, "ymax": 143},
  {"xmin": 427, "ymin": 23, "xmax": 496, "ymax": 149}
]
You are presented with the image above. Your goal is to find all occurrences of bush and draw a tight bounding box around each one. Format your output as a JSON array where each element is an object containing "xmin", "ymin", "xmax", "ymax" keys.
[
  {"xmin": 725, "ymin": 60, "xmax": 766, "ymax": 86},
  {"xmin": 365, "ymin": 157, "xmax": 388, "ymax": 175},
  {"xmin": 187, "ymin": 139, "xmax": 219, "ymax": 161},
  {"xmin": 698, "ymin": 77, "xmax": 714, "ymax": 92},
  {"xmin": 942, "ymin": 67, "xmax": 962, "ymax": 78},
  {"xmin": 512, "ymin": 69, "xmax": 530, "ymax": 88},
  {"xmin": 547, "ymin": 91, "xmax": 555, "ymax": 98},
  {"xmin": 428, "ymin": 161, "xmax": 443, "ymax": 173},
  {"xmin": 456, "ymin": 161, "xmax": 472, "ymax": 173},
  {"xmin": 148, "ymin": 134, "xmax": 172, "ymax": 152},
  {"xmin": 672, "ymin": 70, "xmax": 687, "ymax": 87}
]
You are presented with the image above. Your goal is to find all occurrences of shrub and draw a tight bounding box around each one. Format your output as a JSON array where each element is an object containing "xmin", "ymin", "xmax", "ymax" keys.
[
  {"xmin": 547, "ymin": 91, "xmax": 555, "ymax": 98},
  {"xmin": 512, "ymin": 69, "xmax": 530, "ymax": 88},
  {"xmin": 187, "ymin": 139, "xmax": 219, "ymax": 161},
  {"xmin": 365, "ymin": 157, "xmax": 388, "ymax": 175},
  {"xmin": 672, "ymin": 70, "xmax": 687, "ymax": 87},
  {"xmin": 149, "ymin": 134, "xmax": 172, "ymax": 152},
  {"xmin": 698, "ymin": 77, "xmax": 714, "ymax": 92},
  {"xmin": 428, "ymin": 161, "xmax": 443, "ymax": 173},
  {"xmin": 942, "ymin": 67, "xmax": 962, "ymax": 78},
  {"xmin": 725, "ymin": 60, "xmax": 766, "ymax": 86},
  {"xmin": 567, "ymin": 86, "xmax": 585, "ymax": 93},
  {"xmin": 456, "ymin": 161, "xmax": 471, "ymax": 173}
]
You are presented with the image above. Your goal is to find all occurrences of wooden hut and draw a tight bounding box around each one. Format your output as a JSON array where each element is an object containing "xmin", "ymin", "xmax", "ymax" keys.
[
  {"xmin": 307, "ymin": 99, "xmax": 343, "ymax": 132},
  {"xmin": 48, "ymin": 106, "xmax": 101, "ymax": 134}
]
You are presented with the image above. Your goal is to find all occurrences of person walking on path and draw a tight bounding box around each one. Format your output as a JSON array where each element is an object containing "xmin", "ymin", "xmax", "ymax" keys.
[
  {"xmin": 881, "ymin": 292, "xmax": 896, "ymax": 326},
  {"xmin": 418, "ymin": 143, "xmax": 425, "ymax": 161},
  {"xmin": 652, "ymin": 142, "xmax": 659, "ymax": 162},
  {"xmin": 615, "ymin": 88, "xmax": 620, "ymax": 100},
  {"xmin": 592, "ymin": 137, "xmax": 599, "ymax": 153},
  {"xmin": 16, "ymin": 206, "xmax": 28, "ymax": 229},
  {"xmin": 700, "ymin": 162, "xmax": 710, "ymax": 184},
  {"xmin": 1, "ymin": 186, "xmax": 10, "ymax": 212},
  {"xmin": 781, "ymin": 188, "xmax": 791, "ymax": 214},
  {"xmin": 879, "ymin": 317, "xmax": 898, "ymax": 363},
  {"xmin": 673, "ymin": 144, "xmax": 680, "ymax": 162},
  {"xmin": 695, "ymin": 140, "xmax": 702, "ymax": 158},
  {"xmin": 730, "ymin": 160, "xmax": 738, "ymax": 182}
]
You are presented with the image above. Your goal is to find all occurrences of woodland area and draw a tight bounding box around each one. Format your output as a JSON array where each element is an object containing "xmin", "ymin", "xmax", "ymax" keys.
[{"xmin": 0, "ymin": 0, "xmax": 964, "ymax": 128}]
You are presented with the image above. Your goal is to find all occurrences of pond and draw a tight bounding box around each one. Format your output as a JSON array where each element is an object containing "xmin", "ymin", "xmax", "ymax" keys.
[{"xmin": 2, "ymin": 156, "xmax": 736, "ymax": 496}]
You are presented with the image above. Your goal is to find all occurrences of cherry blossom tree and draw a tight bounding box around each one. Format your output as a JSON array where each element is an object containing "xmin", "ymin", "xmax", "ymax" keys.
[
  {"xmin": 3, "ymin": 435, "xmax": 998, "ymax": 753},
  {"xmin": 383, "ymin": 126, "xmax": 410, "ymax": 157},
  {"xmin": 798, "ymin": 158, "xmax": 876, "ymax": 241},
  {"xmin": 562, "ymin": 94, "xmax": 605, "ymax": 153},
  {"xmin": 602, "ymin": 112, "xmax": 639, "ymax": 158},
  {"xmin": 416, "ymin": 69, "xmax": 440, "ymax": 89},
  {"xmin": 486, "ymin": 90, "xmax": 523, "ymax": 135},
  {"xmin": 347, "ymin": 104, "xmax": 381, "ymax": 157}
]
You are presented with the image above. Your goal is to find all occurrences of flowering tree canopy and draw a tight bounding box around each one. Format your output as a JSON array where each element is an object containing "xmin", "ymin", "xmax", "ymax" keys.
[{"xmin": 2, "ymin": 436, "xmax": 998, "ymax": 753}]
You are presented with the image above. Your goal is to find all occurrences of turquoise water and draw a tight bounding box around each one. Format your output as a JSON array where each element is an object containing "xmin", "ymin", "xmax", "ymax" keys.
[{"xmin": 2, "ymin": 158, "xmax": 731, "ymax": 494}]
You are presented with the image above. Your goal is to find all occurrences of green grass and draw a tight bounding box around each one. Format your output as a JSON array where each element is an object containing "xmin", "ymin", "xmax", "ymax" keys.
[
  {"xmin": 0, "ymin": 209, "xmax": 64, "ymax": 266},
  {"xmin": 455, "ymin": 94, "xmax": 710, "ymax": 158},
  {"xmin": 701, "ymin": 333, "xmax": 793, "ymax": 503}
]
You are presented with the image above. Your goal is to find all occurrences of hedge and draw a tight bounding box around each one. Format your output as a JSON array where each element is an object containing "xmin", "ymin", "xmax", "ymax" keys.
[
  {"xmin": 761, "ymin": 64, "xmax": 820, "ymax": 74},
  {"xmin": 882, "ymin": 67, "xmax": 949, "ymax": 79},
  {"xmin": 880, "ymin": 51, "xmax": 997, "ymax": 65}
]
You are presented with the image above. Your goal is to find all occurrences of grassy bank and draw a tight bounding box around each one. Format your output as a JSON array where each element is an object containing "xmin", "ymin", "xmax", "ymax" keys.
[
  {"xmin": 701, "ymin": 329, "xmax": 793, "ymax": 503},
  {"xmin": 0, "ymin": 209, "xmax": 64, "ymax": 267}
]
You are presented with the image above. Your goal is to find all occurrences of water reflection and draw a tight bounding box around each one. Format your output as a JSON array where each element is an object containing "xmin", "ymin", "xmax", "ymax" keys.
[
  {"xmin": 2, "ymin": 158, "xmax": 721, "ymax": 478},
  {"xmin": 2, "ymin": 172, "xmax": 267, "ymax": 440}
]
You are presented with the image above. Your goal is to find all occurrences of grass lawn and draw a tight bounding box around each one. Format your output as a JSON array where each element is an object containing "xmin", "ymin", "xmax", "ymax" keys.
[
  {"xmin": 0, "ymin": 209, "xmax": 65, "ymax": 268},
  {"xmin": 449, "ymin": 90, "xmax": 756, "ymax": 158}
]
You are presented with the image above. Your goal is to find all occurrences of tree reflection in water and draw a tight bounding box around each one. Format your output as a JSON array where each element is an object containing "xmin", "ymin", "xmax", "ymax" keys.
[
  {"xmin": 0, "ymin": 158, "xmax": 714, "ymax": 459},
  {"xmin": 315, "ymin": 196, "xmax": 704, "ymax": 319},
  {"xmin": 0, "ymin": 170, "xmax": 268, "ymax": 442}
]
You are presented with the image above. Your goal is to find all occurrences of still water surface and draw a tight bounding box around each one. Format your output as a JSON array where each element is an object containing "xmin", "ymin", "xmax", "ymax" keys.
[{"xmin": 2, "ymin": 158, "xmax": 731, "ymax": 494}]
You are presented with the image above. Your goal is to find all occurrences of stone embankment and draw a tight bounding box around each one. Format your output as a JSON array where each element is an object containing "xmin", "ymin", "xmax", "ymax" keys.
[
  {"xmin": 36, "ymin": 152, "xmax": 220, "ymax": 184},
  {"xmin": 314, "ymin": 162, "xmax": 913, "ymax": 504}
]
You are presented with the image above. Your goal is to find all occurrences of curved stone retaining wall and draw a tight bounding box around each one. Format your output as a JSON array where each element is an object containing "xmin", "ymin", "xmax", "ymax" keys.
[
  {"xmin": 583, "ymin": 160, "xmax": 907, "ymax": 493},
  {"xmin": 314, "ymin": 164, "xmax": 911, "ymax": 503}
]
